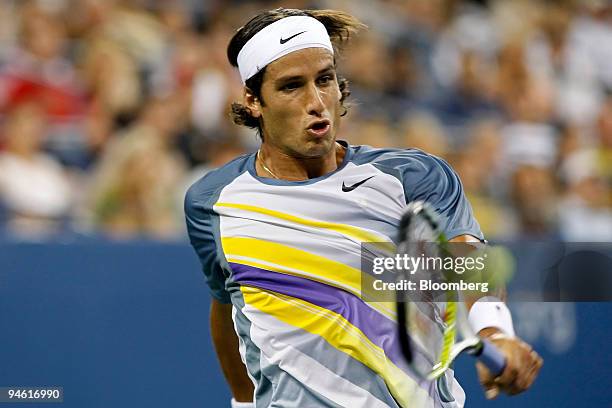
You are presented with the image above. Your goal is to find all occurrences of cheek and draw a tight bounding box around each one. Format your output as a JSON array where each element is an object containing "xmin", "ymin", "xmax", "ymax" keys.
[
  {"xmin": 270, "ymin": 103, "xmax": 297, "ymax": 122},
  {"xmin": 263, "ymin": 102, "xmax": 299, "ymax": 131}
]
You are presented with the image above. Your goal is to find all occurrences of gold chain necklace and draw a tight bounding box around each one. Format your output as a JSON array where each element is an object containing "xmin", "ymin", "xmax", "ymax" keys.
[
  {"xmin": 257, "ymin": 143, "xmax": 344, "ymax": 180},
  {"xmin": 257, "ymin": 149, "xmax": 280, "ymax": 179}
]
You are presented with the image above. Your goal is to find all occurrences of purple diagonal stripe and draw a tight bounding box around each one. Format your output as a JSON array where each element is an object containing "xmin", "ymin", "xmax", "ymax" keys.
[{"xmin": 230, "ymin": 262, "xmax": 434, "ymax": 381}]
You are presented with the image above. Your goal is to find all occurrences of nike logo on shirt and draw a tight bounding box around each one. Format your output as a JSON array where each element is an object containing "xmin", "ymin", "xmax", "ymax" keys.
[
  {"xmin": 342, "ymin": 176, "xmax": 375, "ymax": 192},
  {"xmin": 280, "ymin": 31, "xmax": 307, "ymax": 44}
]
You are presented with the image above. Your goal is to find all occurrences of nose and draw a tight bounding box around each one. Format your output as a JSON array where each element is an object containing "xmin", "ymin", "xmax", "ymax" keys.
[{"xmin": 304, "ymin": 82, "xmax": 325, "ymax": 117}]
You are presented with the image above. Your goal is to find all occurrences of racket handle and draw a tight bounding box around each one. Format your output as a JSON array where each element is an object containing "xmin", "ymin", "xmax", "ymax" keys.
[{"xmin": 478, "ymin": 339, "xmax": 507, "ymax": 376}]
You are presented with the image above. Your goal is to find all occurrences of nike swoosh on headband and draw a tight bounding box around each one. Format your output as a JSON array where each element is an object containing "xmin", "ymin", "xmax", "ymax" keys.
[{"xmin": 280, "ymin": 31, "xmax": 307, "ymax": 44}]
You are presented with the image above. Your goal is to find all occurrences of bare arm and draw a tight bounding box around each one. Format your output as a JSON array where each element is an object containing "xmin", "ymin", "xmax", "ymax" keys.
[
  {"xmin": 449, "ymin": 234, "xmax": 543, "ymax": 399},
  {"xmin": 210, "ymin": 298, "xmax": 255, "ymax": 403}
]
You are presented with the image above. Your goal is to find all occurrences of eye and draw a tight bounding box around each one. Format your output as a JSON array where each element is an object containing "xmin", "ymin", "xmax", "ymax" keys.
[
  {"xmin": 281, "ymin": 82, "xmax": 300, "ymax": 92},
  {"xmin": 317, "ymin": 75, "xmax": 334, "ymax": 85}
]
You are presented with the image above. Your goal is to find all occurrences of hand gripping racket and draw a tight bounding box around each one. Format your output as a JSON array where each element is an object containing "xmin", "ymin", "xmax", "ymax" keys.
[{"xmin": 395, "ymin": 201, "xmax": 506, "ymax": 380}]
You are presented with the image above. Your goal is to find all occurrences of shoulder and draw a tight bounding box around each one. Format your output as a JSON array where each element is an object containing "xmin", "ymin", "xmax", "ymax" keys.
[
  {"xmin": 349, "ymin": 145, "xmax": 456, "ymax": 182},
  {"xmin": 184, "ymin": 154, "xmax": 252, "ymax": 214},
  {"xmin": 347, "ymin": 145, "xmax": 480, "ymax": 239}
]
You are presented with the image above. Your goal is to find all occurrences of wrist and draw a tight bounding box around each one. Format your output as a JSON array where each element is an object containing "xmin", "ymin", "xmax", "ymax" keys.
[
  {"xmin": 478, "ymin": 327, "xmax": 512, "ymax": 341},
  {"xmin": 468, "ymin": 297, "xmax": 515, "ymax": 337}
]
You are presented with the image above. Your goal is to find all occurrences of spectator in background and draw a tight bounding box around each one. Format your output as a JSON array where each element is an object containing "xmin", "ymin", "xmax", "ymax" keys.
[
  {"xmin": 434, "ymin": 48, "xmax": 499, "ymax": 126},
  {"xmin": 383, "ymin": 44, "xmax": 423, "ymax": 117},
  {"xmin": 510, "ymin": 165, "xmax": 559, "ymax": 238},
  {"xmin": 0, "ymin": 0, "xmax": 608, "ymax": 241},
  {"xmin": 526, "ymin": 0, "xmax": 602, "ymax": 127},
  {"xmin": 555, "ymin": 122, "xmax": 583, "ymax": 168},
  {"xmin": 0, "ymin": 101, "xmax": 72, "ymax": 236},
  {"xmin": 556, "ymin": 93, "xmax": 612, "ymax": 241},
  {"xmin": 78, "ymin": 36, "xmax": 142, "ymax": 127},
  {"xmin": 82, "ymin": 1, "xmax": 168, "ymax": 78},
  {"xmin": 499, "ymin": 72, "xmax": 558, "ymax": 174},
  {"xmin": 341, "ymin": 31, "xmax": 393, "ymax": 119},
  {"xmin": 558, "ymin": 149, "xmax": 611, "ymax": 241},
  {"xmin": 595, "ymin": 92, "xmax": 612, "ymax": 181},
  {"xmin": 399, "ymin": 112, "xmax": 450, "ymax": 158},
  {"xmin": 343, "ymin": 116, "xmax": 396, "ymax": 149},
  {"xmin": 452, "ymin": 119, "xmax": 516, "ymax": 239},
  {"xmin": 0, "ymin": 3, "xmax": 89, "ymax": 168},
  {"xmin": 183, "ymin": 134, "xmax": 248, "ymax": 196},
  {"xmin": 87, "ymin": 96, "xmax": 187, "ymax": 239}
]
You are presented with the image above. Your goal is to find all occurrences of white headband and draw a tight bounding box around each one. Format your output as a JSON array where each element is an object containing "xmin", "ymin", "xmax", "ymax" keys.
[{"xmin": 237, "ymin": 15, "xmax": 334, "ymax": 84}]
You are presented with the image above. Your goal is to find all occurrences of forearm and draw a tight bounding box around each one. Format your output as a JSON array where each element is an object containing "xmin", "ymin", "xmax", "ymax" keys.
[
  {"xmin": 449, "ymin": 235, "xmax": 513, "ymax": 333},
  {"xmin": 448, "ymin": 237, "xmax": 542, "ymax": 397},
  {"xmin": 210, "ymin": 298, "xmax": 255, "ymax": 402}
]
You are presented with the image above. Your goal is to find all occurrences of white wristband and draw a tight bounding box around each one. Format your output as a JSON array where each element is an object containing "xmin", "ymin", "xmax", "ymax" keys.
[
  {"xmin": 231, "ymin": 398, "xmax": 254, "ymax": 408},
  {"xmin": 468, "ymin": 297, "xmax": 515, "ymax": 337}
]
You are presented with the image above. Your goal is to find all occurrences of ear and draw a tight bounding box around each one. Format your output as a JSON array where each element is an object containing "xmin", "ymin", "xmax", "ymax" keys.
[{"xmin": 244, "ymin": 87, "xmax": 262, "ymax": 118}]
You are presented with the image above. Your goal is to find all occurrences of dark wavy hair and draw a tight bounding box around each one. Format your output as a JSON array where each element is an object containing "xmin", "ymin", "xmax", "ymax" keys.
[{"xmin": 226, "ymin": 8, "xmax": 365, "ymax": 139}]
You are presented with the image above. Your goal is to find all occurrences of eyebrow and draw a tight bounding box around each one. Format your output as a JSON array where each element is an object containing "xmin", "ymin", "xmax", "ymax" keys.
[{"xmin": 275, "ymin": 64, "xmax": 336, "ymax": 85}]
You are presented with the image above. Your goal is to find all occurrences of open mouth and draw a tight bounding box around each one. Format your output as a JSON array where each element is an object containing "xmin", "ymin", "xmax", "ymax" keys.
[
  {"xmin": 307, "ymin": 120, "xmax": 331, "ymax": 137},
  {"xmin": 311, "ymin": 122, "xmax": 328, "ymax": 131}
]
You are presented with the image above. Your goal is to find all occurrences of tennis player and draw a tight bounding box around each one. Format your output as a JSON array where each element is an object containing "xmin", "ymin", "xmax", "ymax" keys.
[{"xmin": 185, "ymin": 8, "xmax": 542, "ymax": 408}]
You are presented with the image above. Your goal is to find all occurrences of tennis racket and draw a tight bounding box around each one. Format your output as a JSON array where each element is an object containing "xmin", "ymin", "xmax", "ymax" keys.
[{"xmin": 395, "ymin": 201, "xmax": 506, "ymax": 380}]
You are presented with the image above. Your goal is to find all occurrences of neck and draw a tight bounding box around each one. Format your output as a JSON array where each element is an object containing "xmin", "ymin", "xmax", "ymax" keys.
[{"xmin": 257, "ymin": 142, "xmax": 345, "ymax": 181}]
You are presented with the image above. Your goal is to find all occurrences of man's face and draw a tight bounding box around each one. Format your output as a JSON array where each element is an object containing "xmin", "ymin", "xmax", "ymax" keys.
[{"xmin": 246, "ymin": 48, "xmax": 343, "ymax": 158}]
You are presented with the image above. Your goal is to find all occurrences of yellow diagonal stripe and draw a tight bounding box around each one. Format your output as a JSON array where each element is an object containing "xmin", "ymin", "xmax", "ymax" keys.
[
  {"xmin": 223, "ymin": 236, "xmax": 361, "ymax": 291},
  {"xmin": 223, "ymin": 237, "xmax": 397, "ymax": 320},
  {"xmin": 216, "ymin": 202, "xmax": 394, "ymax": 246},
  {"xmin": 241, "ymin": 286, "xmax": 432, "ymax": 408}
]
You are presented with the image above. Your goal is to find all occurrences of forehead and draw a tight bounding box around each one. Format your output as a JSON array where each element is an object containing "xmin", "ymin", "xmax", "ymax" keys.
[{"xmin": 263, "ymin": 48, "xmax": 334, "ymax": 82}]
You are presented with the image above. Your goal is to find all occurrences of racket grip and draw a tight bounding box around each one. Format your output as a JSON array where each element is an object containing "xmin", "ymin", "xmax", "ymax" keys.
[{"xmin": 478, "ymin": 339, "xmax": 506, "ymax": 376}]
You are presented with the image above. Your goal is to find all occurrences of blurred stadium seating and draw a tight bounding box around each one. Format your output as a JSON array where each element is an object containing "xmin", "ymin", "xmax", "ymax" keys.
[{"xmin": 0, "ymin": 0, "xmax": 609, "ymax": 241}]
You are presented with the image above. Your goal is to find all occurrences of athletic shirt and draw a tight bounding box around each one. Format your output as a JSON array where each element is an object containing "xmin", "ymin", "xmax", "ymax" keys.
[{"xmin": 185, "ymin": 141, "xmax": 483, "ymax": 408}]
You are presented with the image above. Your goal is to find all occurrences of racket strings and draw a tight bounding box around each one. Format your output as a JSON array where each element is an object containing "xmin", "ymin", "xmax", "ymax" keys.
[{"xmin": 397, "ymin": 207, "xmax": 458, "ymax": 379}]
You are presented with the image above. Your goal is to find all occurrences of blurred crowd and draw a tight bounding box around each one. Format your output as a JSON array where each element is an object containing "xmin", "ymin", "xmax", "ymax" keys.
[{"xmin": 0, "ymin": 0, "xmax": 610, "ymax": 241}]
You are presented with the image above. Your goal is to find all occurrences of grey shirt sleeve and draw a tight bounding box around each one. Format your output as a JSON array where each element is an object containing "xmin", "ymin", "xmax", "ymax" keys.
[
  {"xmin": 184, "ymin": 177, "xmax": 232, "ymax": 304},
  {"xmin": 401, "ymin": 151, "xmax": 483, "ymax": 240},
  {"xmin": 183, "ymin": 155, "xmax": 251, "ymax": 304},
  {"xmin": 355, "ymin": 146, "xmax": 484, "ymax": 240}
]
